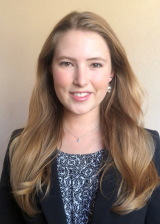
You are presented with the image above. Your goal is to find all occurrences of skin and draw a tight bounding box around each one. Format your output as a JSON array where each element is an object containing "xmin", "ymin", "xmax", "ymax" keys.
[{"xmin": 50, "ymin": 30, "xmax": 114, "ymax": 154}]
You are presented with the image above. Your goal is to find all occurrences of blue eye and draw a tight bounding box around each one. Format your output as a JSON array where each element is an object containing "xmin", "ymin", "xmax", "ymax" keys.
[
  {"xmin": 91, "ymin": 63, "xmax": 102, "ymax": 68},
  {"xmin": 60, "ymin": 62, "xmax": 72, "ymax": 66}
]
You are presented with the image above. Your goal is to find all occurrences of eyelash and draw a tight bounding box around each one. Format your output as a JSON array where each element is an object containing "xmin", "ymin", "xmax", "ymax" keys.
[
  {"xmin": 91, "ymin": 63, "xmax": 102, "ymax": 68},
  {"xmin": 60, "ymin": 62, "xmax": 72, "ymax": 66},
  {"xmin": 59, "ymin": 62, "xmax": 102, "ymax": 68}
]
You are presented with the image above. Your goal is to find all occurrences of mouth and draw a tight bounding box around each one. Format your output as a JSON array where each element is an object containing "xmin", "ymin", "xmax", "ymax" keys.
[
  {"xmin": 70, "ymin": 91, "xmax": 92, "ymax": 95},
  {"xmin": 70, "ymin": 92, "xmax": 92, "ymax": 101},
  {"xmin": 72, "ymin": 92, "xmax": 90, "ymax": 97}
]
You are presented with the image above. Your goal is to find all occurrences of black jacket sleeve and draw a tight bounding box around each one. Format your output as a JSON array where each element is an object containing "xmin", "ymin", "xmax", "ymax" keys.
[
  {"xmin": 0, "ymin": 129, "xmax": 26, "ymax": 224},
  {"xmin": 145, "ymin": 130, "xmax": 160, "ymax": 224}
]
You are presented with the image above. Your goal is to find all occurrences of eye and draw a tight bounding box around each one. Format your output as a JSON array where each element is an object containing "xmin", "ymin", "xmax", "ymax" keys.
[
  {"xmin": 91, "ymin": 63, "xmax": 102, "ymax": 68},
  {"xmin": 60, "ymin": 62, "xmax": 73, "ymax": 67}
]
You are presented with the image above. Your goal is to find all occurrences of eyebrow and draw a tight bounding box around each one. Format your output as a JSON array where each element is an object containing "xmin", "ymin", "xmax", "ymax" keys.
[
  {"xmin": 56, "ymin": 56, "xmax": 107, "ymax": 62},
  {"xmin": 56, "ymin": 56, "xmax": 77, "ymax": 61},
  {"xmin": 87, "ymin": 57, "xmax": 107, "ymax": 62}
]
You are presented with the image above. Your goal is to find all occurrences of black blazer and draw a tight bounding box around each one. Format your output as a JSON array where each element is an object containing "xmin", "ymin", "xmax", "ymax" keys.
[{"xmin": 0, "ymin": 129, "xmax": 160, "ymax": 224}]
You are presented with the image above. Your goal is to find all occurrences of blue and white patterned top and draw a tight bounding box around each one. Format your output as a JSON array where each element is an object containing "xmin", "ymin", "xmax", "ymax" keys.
[{"xmin": 57, "ymin": 150, "xmax": 103, "ymax": 224}]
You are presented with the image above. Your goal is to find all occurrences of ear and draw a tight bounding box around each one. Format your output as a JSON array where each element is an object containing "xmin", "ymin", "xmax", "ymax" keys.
[{"xmin": 109, "ymin": 71, "xmax": 114, "ymax": 82}]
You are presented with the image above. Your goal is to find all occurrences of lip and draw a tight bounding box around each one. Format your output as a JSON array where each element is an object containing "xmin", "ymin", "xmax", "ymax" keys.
[
  {"xmin": 70, "ymin": 92, "xmax": 92, "ymax": 102},
  {"xmin": 70, "ymin": 91, "xmax": 92, "ymax": 93}
]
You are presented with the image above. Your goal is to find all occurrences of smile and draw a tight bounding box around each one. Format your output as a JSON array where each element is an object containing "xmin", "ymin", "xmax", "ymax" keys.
[
  {"xmin": 73, "ymin": 93, "xmax": 90, "ymax": 97},
  {"xmin": 70, "ymin": 92, "xmax": 91, "ymax": 102}
]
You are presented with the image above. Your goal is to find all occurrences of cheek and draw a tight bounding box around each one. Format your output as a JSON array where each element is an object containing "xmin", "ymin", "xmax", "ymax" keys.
[
  {"xmin": 52, "ymin": 69, "xmax": 70, "ymax": 87},
  {"xmin": 52, "ymin": 71, "xmax": 66, "ymax": 102},
  {"xmin": 93, "ymin": 72, "xmax": 110, "ymax": 90}
]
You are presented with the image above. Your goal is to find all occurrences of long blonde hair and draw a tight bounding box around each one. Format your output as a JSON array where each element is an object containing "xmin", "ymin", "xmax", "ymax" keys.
[{"xmin": 10, "ymin": 11, "xmax": 160, "ymax": 216}]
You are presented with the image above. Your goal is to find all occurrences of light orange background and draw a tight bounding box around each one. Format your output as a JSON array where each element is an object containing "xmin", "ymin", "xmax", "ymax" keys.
[{"xmin": 0, "ymin": 0, "xmax": 160, "ymax": 173}]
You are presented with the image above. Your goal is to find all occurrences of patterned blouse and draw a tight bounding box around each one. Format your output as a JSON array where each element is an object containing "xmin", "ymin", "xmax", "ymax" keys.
[{"xmin": 57, "ymin": 149, "xmax": 103, "ymax": 224}]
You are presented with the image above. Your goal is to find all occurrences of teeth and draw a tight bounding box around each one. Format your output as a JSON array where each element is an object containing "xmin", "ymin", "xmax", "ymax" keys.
[{"xmin": 73, "ymin": 93, "xmax": 89, "ymax": 97}]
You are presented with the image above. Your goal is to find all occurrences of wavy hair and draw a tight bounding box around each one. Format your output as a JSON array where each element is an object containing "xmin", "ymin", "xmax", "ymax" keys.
[{"xmin": 9, "ymin": 11, "xmax": 160, "ymax": 216}]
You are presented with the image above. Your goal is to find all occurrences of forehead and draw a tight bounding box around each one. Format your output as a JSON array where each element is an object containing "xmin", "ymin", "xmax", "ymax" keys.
[{"xmin": 54, "ymin": 30, "xmax": 110, "ymax": 58}]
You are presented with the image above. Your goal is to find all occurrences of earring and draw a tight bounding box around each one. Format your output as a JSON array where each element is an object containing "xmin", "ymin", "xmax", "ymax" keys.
[{"xmin": 107, "ymin": 85, "xmax": 111, "ymax": 93}]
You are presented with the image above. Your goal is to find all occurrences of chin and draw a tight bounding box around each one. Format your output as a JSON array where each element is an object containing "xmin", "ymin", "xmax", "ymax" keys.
[
  {"xmin": 67, "ymin": 105, "xmax": 99, "ymax": 116},
  {"xmin": 71, "ymin": 109, "xmax": 89, "ymax": 115}
]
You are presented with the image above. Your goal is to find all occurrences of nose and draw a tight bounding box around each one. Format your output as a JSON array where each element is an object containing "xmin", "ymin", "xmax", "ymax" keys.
[{"xmin": 73, "ymin": 65, "xmax": 89, "ymax": 87}]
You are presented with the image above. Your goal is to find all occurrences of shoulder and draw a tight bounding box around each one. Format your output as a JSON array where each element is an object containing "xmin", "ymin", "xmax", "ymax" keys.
[
  {"xmin": 145, "ymin": 128, "xmax": 160, "ymax": 148},
  {"xmin": 9, "ymin": 128, "xmax": 24, "ymax": 143},
  {"xmin": 146, "ymin": 128, "xmax": 160, "ymax": 147},
  {"xmin": 6, "ymin": 128, "xmax": 24, "ymax": 160},
  {"xmin": 145, "ymin": 128, "xmax": 159, "ymax": 137},
  {"xmin": 2, "ymin": 128, "xmax": 24, "ymax": 169},
  {"xmin": 0, "ymin": 128, "xmax": 24, "ymax": 184},
  {"xmin": 145, "ymin": 128, "xmax": 160, "ymax": 174}
]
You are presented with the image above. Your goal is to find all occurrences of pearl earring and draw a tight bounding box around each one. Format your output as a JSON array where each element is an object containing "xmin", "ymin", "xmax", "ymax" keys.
[{"xmin": 107, "ymin": 85, "xmax": 111, "ymax": 92}]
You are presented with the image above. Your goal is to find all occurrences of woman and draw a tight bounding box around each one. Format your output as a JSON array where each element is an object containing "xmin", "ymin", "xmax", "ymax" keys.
[{"xmin": 0, "ymin": 11, "xmax": 160, "ymax": 224}]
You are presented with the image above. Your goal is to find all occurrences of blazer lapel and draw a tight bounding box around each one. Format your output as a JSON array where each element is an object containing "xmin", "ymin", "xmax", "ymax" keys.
[
  {"xmin": 91, "ymin": 157, "xmax": 120, "ymax": 224},
  {"xmin": 38, "ymin": 158, "xmax": 67, "ymax": 224}
]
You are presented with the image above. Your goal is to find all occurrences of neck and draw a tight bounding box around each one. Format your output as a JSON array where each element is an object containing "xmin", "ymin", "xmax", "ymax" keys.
[
  {"xmin": 63, "ymin": 108, "xmax": 100, "ymax": 133},
  {"xmin": 59, "ymin": 107, "xmax": 103, "ymax": 154}
]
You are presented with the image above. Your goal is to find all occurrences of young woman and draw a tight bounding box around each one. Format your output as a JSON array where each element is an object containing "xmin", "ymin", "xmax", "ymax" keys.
[{"xmin": 0, "ymin": 11, "xmax": 160, "ymax": 224}]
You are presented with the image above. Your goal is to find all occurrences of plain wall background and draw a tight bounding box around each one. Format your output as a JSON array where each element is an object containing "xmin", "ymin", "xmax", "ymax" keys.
[{"xmin": 0, "ymin": 0, "xmax": 160, "ymax": 174}]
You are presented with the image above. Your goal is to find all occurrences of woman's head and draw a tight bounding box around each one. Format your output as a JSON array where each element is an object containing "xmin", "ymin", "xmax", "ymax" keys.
[
  {"xmin": 36, "ymin": 11, "xmax": 143, "ymax": 121},
  {"xmin": 50, "ymin": 29, "xmax": 114, "ymax": 116}
]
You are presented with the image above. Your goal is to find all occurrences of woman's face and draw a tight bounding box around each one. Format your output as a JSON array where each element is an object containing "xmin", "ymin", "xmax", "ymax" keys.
[{"xmin": 51, "ymin": 30, "xmax": 114, "ymax": 116}]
